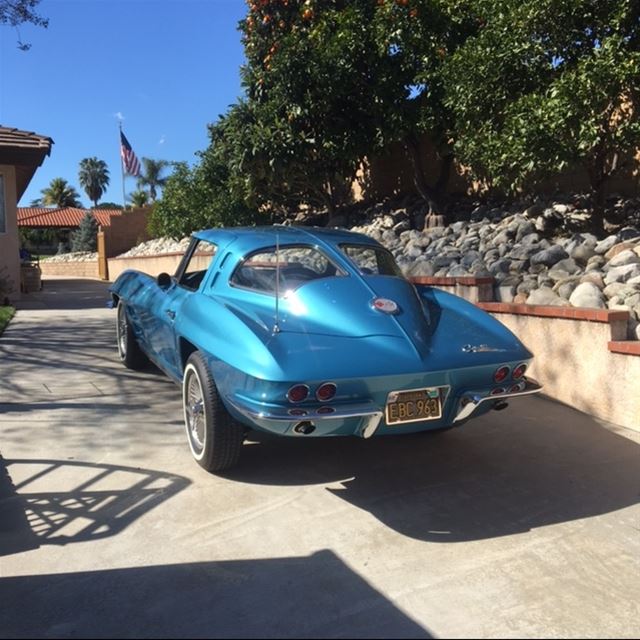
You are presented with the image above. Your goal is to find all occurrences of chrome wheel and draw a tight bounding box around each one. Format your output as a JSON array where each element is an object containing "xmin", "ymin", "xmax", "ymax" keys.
[{"xmin": 183, "ymin": 364, "xmax": 207, "ymax": 459}]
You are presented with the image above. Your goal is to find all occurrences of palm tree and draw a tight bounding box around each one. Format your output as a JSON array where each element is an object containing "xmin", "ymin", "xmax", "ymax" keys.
[
  {"xmin": 40, "ymin": 178, "xmax": 82, "ymax": 207},
  {"xmin": 128, "ymin": 189, "xmax": 150, "ymax": 208},
  {"xmin": 78, "ymin": 157, "xmax": 110, "ymax": 208},
  {"xmin": 136, "ymin": 158, "xmax": 169, "ymax": 202}
]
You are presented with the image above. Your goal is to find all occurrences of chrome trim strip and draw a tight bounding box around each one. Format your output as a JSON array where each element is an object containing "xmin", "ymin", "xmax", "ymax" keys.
[{"xmin": 453, "ymin": 378, "xmax": 543, "ymax": 423}]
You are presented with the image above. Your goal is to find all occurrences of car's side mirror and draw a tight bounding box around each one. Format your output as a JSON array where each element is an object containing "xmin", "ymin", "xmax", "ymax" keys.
[{"xmin": 157, "ymin": 272, "xmax": 172, "ymax": 289}]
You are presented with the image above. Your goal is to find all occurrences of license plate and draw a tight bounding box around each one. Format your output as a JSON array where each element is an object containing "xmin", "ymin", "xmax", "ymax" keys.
[{"xmin": 386, "ymin": 388, "xmax": 442, "ymax": 425}]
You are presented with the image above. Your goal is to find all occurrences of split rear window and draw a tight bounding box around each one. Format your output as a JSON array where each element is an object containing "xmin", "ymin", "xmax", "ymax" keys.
[{"xmin": 230, "ymin": 245, "xmax": 346, "ymax": 295}]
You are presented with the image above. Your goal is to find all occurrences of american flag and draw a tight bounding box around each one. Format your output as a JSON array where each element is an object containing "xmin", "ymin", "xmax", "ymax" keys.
[{"xmin": 120, "ymin": 130, "xmax": 141, "ymax": 177}]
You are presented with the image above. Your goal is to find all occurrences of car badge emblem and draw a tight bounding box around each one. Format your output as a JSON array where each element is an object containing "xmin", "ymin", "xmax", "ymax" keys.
[{"xmin": 372, "ymin": 298, "xmax": 399, "ymax": 314}]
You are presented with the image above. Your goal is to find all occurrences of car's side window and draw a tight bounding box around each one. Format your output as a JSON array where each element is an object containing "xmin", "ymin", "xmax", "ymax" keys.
[
  {"xmin": 230, "ymin": 245, "xmax": 345, "ymax": 295},
  {"xmin": 177, "ymin": 240, "xmax": 218, "ymax": 291},
  {"xmin": 340, "ymin": 244, "xmax": 404, "ymax": 277}
]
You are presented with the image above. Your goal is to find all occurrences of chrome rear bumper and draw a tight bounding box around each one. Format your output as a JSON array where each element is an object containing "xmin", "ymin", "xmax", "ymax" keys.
[
  {"xmin": 453, "ymin": 377, "xmax": 543, "ymax": 423},
  {"xmin": 224, "ymin": 395, "xmax": 384, "ymax": 438}
]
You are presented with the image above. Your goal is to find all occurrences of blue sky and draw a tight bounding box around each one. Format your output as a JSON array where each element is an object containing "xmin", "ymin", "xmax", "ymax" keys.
[{"xmin": 0, "ymin": 0, "xmax": 248, "ymax": 206}]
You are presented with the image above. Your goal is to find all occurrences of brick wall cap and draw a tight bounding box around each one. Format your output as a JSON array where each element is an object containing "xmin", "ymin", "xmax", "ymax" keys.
[{"xmin": 477, "ymin": 301, "xmax": 629, "ymax": 323}]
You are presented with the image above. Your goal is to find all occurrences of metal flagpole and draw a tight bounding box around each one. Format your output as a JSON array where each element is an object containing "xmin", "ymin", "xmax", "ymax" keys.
[{"xmin": 119, "ymin": 121, "xmax": 126, "ymax": 208}]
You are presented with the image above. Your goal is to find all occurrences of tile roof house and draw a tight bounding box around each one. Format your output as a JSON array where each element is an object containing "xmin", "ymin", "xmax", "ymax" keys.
[
  {"xmin": 17, "ymin": 206, "xmax": 124, "ymax": 229},
  {"xmin": 0, "ymin": 126, "xmax": 53, "ymax": 302}
]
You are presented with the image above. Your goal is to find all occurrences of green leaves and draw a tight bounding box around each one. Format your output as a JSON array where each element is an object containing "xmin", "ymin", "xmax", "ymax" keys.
[
  {"xmin": 446, "ymin": 0, "xmax": 640, "ymax": 200},
  {"xmin": 78, "ymin": 157, "xmax": 110, "ymax": 208}
]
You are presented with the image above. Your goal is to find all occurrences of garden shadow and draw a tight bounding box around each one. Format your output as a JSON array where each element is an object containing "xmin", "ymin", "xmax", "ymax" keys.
[{"xmin": 0, "ymin": 456, "xmax": 190, "ymax": 557}]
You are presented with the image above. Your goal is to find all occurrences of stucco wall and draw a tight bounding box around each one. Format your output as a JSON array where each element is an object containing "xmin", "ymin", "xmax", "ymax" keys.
[
  {"xmin": 485, "ymin": 310, "xmax": 640, "ymax": 430},
  {"xmin": 102, "ymin": 207, "xmax": 151, "ymax": 258},
  {"xmin": 0, "ymin": 164, "xmax": 20, "ymax": 302},
  {"xmin": 107, "ymin": 253, "xmax": 184, "ymax": 282},
  {"xmin": 39, "ymin": 261, "xmax": 100, "ymax": 279}
]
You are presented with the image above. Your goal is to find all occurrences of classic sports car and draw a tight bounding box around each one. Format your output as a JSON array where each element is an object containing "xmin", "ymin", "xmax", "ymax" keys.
[{"xmin": 110, "ymin": 226, "xmax": 542, "ymax": 472}]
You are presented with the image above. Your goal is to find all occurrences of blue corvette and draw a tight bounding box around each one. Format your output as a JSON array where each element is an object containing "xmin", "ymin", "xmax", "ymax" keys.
[{"xmin": 110, "ymin": 226, "xmax": 541, "ymax": 472}]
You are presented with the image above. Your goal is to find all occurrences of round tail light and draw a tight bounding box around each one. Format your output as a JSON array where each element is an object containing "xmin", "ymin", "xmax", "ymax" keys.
[
  {"xmin": 490, "ymin": 387, "xmax": 505, "ymax": 396},
  {"xmin": 509, "ymin": 382, "xmax": 525, "ymax": 393},
  {"xmin": 316, "ymin": 382, "xmax": 337, "ymax": 402},
  {"xmin": 494, "ymin": 366, "xmax": 510, "ymax": 383},
  {"xmin": 287, "ymin": 384, "xmax": 309, "ymax": 403},
  {"xmin": 512, "ymin": 363, "xmax": 527, "ymax": 380}
]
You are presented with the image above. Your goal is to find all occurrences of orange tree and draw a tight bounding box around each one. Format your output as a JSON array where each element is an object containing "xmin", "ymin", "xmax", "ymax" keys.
[
  {"xmin": 239, "ymin": 0, "xmax": 383, "ymax": 218},
  {"xmin": 239, "ymin": 0, "xmax": 481, "ymax": 220},
  {"xmin": 153, "ymin": 0, "xmax": 482, "ymax": 230},
  {"xmin": 443, "ymin": 0, "xmax": 640, "ymax": 229}
]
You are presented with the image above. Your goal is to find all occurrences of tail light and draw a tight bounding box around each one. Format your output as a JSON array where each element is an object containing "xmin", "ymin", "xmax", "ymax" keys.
[
  {"xmin": 490, "ymin": 387, "xmax": 505, "ymax": 396},
  {"xmin": 494, "ymin": 366, "xmax": 510, "ymax": 383},
  {"xmin": 316, "ymin": 382, "xmax": 337, "ymax": 402},
  {"xmin": 509, "ymin": 382, "xmax": 526, "ymax": 393},
  {"xmin": 512, "ymin": 363, "xmax": 527, "ymax": 380},
  {"xmin": 287, "ymin": 384, "xmax": 309, "ymax": 403}
]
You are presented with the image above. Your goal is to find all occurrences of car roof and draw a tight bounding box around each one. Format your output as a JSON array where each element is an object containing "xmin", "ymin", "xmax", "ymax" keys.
[{"xmin": 194, "ymin": 225, "xmax": 380, "ymax": 256}]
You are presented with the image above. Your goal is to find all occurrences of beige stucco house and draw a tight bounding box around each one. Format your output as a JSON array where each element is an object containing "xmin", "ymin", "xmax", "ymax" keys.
[{"xmin": 0, "ymin": 127, "xmax": 53, "ymax": 302}]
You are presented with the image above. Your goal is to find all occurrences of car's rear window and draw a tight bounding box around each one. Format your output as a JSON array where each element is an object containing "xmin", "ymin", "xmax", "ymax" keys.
[
  {"xmin": 230, "ymin": 245, "xmax": 346, "ymax": 295},
  {"xmin": 340, "ymin": 244, "xmax": 404, "ymax": 277}
]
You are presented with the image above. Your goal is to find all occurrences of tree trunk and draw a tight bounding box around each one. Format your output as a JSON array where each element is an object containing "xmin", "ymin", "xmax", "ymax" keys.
[
  {"xmin": 587, "ymin": 149, "xmax": 609, "ymax": 234},
  {"xmin": 404, "ymin": 136, "xmax": 453, "ymax": 227}
]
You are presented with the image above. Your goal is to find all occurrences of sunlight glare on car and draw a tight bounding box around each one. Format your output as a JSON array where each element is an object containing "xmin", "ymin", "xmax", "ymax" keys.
[{"xmin": 284, "ymin": 290, "xmax": 308, "ymax": 316}]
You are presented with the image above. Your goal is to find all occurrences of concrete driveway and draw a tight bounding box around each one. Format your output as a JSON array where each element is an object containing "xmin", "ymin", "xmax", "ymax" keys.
[{"xmin": 1, "ymin": 277, "xmax": 639, "ymax": 639}]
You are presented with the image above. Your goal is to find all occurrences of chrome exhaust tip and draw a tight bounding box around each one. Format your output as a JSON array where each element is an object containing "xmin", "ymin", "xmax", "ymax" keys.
[
  {"xmin": 293, "ymin": 421, "xmax": 316, "ymax": 435},
  {"xmin": 493, "ymin": 400, "xmax": 509, "ymax": 411}
]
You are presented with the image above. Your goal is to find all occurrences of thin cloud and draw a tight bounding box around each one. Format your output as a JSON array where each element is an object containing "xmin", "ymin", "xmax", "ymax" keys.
[
  {"xmin": 114, "ymin": 112, "xmax": 125, "ymax": 122},
  {"xmin": 159, "ymin": 134, "xmax": 166, "ymax": 145}
]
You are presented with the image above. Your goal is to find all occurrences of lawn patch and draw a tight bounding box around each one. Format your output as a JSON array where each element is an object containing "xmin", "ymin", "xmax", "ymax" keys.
[{"xmin": 0, "ymin": 306, "xmax": 15, "ymax": 337}]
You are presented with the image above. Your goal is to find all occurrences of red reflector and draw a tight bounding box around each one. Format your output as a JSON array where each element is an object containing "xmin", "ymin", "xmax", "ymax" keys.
[
  {"xmin": 287, "ymin": 384, "xmax": 309, "ymax": 403},
  {"xmin": 509, "ymin": 382, "xmax": 525, "ymax": 393},
  {"xmin": 316, "ymin": 406, "xmax": 336, "ymax": 414},
  {"xmin": 512, "ymin": 363, "xmax": 527, "ymax": 380},
  {"xmin": 316, "ymin": 383, "xmax": 337, "ymax": 402},
  {"xmin": 288, "ymin": 408, "xmax": 308, "ymax": 416},
  {"xmin": 491, "ymin": 387, "xmax": 505, "ymax": 396},
  {"xmin": 494, "ymin": 366, "xmax": 510, "ymax": 383}
]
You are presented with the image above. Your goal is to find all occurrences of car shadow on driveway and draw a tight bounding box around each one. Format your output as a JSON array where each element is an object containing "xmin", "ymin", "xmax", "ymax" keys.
[
  {"xmin": 225, "ymin": 396, "xmax": 640, "ymax": 543},
  {"xmin": 0, "ymin": 456, "xmax": 190, "ymax": 557},
  {"xmin": 0, "ymin": 550, "xmax": 431, "ymax": 639}
]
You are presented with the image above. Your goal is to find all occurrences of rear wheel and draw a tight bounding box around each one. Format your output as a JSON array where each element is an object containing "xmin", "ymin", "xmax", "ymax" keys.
[
  {"xmin": 183, "ymin": 351, "xmax": 244, "ymax": 472},
  {"xmin": 116, "ymin": 300, "xmax": 148, "ymax": 370}
]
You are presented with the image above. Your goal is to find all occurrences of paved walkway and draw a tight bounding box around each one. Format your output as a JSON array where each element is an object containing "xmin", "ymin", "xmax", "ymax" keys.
[{"xmin": 1, "ymin": 278, "xmax": 639, "ymax": 638}]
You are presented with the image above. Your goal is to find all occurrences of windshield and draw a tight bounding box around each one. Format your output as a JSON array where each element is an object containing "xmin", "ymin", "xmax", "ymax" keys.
[{"xmin": 340, "ymin": 244, "xmax": 404, "ymax": 277}]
